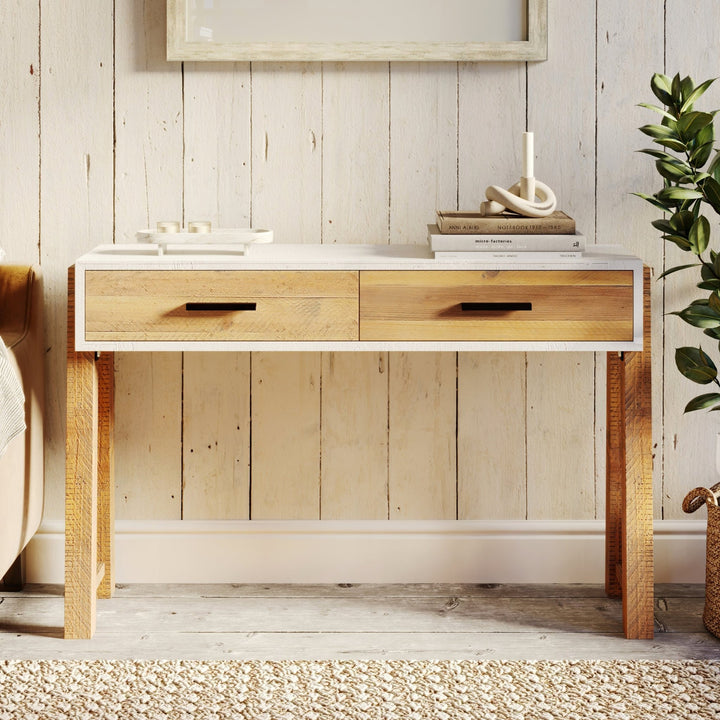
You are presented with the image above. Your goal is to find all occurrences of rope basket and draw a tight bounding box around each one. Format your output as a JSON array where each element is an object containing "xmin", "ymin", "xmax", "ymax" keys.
[{"xmin": 683, "ymin": 481, "xmax": 720, "ymax": 638}]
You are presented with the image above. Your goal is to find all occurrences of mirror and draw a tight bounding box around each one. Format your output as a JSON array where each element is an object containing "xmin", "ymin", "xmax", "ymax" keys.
[{"xmin": 167, "ymin": 0, "xmax": 547, "ymax": 62}]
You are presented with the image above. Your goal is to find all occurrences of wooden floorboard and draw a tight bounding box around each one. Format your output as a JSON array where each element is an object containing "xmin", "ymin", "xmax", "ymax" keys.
[{"xmin": 0, "ymin": 584, "xmax": 717, "ymax": 661}]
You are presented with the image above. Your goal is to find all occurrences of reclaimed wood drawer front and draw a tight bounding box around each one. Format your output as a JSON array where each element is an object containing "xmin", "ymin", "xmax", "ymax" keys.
[
  {"xmin": 359, "ymin": 270, "xmax": 635, "ymax": 341},
  {"xmin": 84, "ymin": 270, "xmax": 359, "ymax": 341}
]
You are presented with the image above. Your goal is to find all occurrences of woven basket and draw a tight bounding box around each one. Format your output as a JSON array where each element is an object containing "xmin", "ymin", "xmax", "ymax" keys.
[{"xmin": 683, "ymin": 481, "xmax": 720, "ymax": 639}]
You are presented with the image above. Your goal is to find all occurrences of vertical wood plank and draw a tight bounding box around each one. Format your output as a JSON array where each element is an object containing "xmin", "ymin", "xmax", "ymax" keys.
[
  {"xmin": 250, "ymin": 64, "xmax": 322, "ymax": 519},
  {"xmin": 526, "ymin": 354, "xmax": 596, "ymax": 519},
  {"xmin": 527, "ymin": 0, "xmax": 597, "ymax": 521},
  {"xmin": 458, "ymin": 353, "xmax": 526, "ymax": 519},
  {"xmin": 96, "ymin": 351, "xmax": 115, "ymax": 598},
  {"xmin": 457, "ymin": 63, "xmax": 526, "ymax": 520},
  {"xmin": 606, "ymin": 350, "xmax": 624, "ymax": 599},
  {"xmin": 251, "ymin": 63, "xmax": 322, "ymax": 242},
  {"xmin": 0, "ymin": 0, "xmax": 39, "ymax": 265},
  {"xmin": 40, "ymin": 0, "xmax": 113, "ymax": 521},
  {"xmin": 663, "ymin": 0, "xmax": 720, "ymax": 518},
  {"xmin": 65, "ymin": 268, "xmax": 98, "ymax": 639},
  {"xmin": 251, "ymin": 353, "xmax": 321, "ymax": 519},
  {"xmin": 114, "ymin": 0, "xmax": 183, "ymax": 520},
  {"xmin": 321, "ymin": 353, "xmax": 388, "ymax": 520},
  {"xmin": 321, "ymin": 63, "xmax": 390, "ymax": 519},
  {"xmin": 114, "ymin": 353, "xmax": 182, "ymax": 519},
  {"xmin": 389, "ymin": 63, "xmax": 458, "ymax": 245},
  {"xmin": 183, "ymin": 353, "xmax": 250, "ymax": 520},
  {"xmin": 182, "ymin": 62, "xmax": 252, "ymax": 520},
  {"xmin": 388, "ymin": 63, "xmax": 458, "ymax": 521},
  {"xmin": 323, "ymin": 63, "xmax": 389, "ymax": 245},
  {"xmin": 621, "ymin": 268, "xmax": 654, "ymax": 639},
  {"xmin": 389, "ymin": 353, "xmax": 456, "ymax": 520},
  {"xmin": 597, "ymin": 0, "xmax": 664, "ymax": 519}
]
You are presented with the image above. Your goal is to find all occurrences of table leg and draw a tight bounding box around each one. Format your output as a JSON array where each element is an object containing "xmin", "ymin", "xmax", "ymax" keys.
[
  {"xmin": 606, "ymin": 266, "xmax": 654, "ymax": 639},
  {"xmin": 66, "ymin": 267, "xmax": 113, "ymax": 639},
  {"xmin": 97, "ymin": 351, "xmax": 115, "ymax": 599}
]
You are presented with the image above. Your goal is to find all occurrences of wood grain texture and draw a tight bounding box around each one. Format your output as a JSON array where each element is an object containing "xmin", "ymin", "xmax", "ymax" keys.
[
  {"xmin": 0, "ymin": 0, "xmax": 39, "ymax": 264},
  {"xmin": 65, "ymin": 268, "xmax": 98, "ymax": 638},
  {"xmin": 606, "ymin": 350, "xmax": 624, "ymax": 599},
  {"xmin": 251, "ymin": 63, "xmax": 322, "ymax": 243},
  {"xmin": 39, "ymin": 0, "xmax": 113, "ymax": 521},
  {"xmin": 621, "ymin": 267, "xmax": 654, "ymax": 639},
  {"xmin": 389, "ymin": 63, "xmax": 457, "ymax": 245},
  {"xmin": 458, "ymin": 353, "xmax": 526, "ymax": 520},
  {"xmin": 526, "ymin": 353, "xmax": 596, "ymax": 520},
  {"xmin": 251, "ymin": 353, "xmax": 321, "ymax": 519},
  {"xmin": 321, "ymin": 353, "xmax": 389, "ymax": 520},
  {"xmin": 113, "ymin": 352, "xmax": 182, "ymax": 520},
  {"xmin": 182, "ymin": 353, "xmax": 250, "ymax": 520},
  {"xmin": 360, "ymin": 270, "xmax": 634, "ymax": 342},
  {"xmin": 323, "ymin": 63, "xmax": 390, "ymax": 245},
  {"xmin": 95, "ymin": 351, "xmax": 115, "ymax": 598},
  {"xmin": 85, "ymin": 270, "xmax": 359, "ymax": 341},
  {"xmin": 388, "ymin": 353, "xmax": 456, "ymax": 520}
]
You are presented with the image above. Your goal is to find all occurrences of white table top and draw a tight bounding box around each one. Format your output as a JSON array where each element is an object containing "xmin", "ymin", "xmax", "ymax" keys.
[{"xmin": 75, "ymin": 242, "xmax": 643, "ymax": 272}]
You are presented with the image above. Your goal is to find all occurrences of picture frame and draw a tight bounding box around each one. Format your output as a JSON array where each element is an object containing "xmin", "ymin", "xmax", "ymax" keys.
[{"xmin": 167, "ymin": 0, "xmax": 547, "ymax": 62}]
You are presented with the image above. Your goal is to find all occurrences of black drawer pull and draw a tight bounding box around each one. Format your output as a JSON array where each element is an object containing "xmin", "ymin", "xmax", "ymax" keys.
[
  {"xmin": 461, "ymin": 302, "xmax": 532, "ymax": 312},
  {"xmin": 185, "ymin": 302, "xmax": 257, "ymax": 312}
]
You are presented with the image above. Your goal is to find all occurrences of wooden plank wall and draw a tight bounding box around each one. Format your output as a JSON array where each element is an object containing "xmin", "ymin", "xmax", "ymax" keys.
[{"xmin": 1, "ymin": 0, "xmax": 716, "ymax": 527}]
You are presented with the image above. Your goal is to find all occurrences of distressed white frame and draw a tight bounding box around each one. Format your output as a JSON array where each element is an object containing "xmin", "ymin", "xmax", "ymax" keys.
[{"xmin": 167, "ymin": 0, "xmax": 547, "ymax": 62}]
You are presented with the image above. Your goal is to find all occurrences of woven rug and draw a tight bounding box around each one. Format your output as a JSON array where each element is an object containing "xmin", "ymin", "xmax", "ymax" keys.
[{"xmin": 1, "ymin": 659, "xmax": 719, "ymax": 719}]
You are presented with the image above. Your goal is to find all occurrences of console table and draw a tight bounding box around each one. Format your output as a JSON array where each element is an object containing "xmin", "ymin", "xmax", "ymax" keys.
[{"xmin": 65, "ymin": 243, "xmax": 652, "ymax": 639}]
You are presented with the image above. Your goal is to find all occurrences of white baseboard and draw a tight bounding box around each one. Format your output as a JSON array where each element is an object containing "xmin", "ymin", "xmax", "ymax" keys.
[{"xmin": 25, "ymin": 519, "xmax": 708, "ymax": 585}]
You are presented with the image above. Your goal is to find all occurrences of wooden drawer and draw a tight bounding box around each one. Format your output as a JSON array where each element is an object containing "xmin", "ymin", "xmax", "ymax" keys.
[
  {"xmin": 84, "ymin": 270, "xmax": 359, "ymax": 342},
  {"xmin": 359, "ymin": 270, "xmax": 635, "ymax": 342}
]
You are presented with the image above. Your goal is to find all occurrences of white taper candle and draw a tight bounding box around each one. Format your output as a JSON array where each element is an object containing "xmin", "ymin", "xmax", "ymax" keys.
[{"xmin": 522, "ymin": 131, "xmax": 534, "ymax": 179}]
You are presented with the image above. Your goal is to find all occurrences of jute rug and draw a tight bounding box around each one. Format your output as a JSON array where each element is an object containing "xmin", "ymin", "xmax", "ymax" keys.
[{"xmin": 0, "ymin": 659, "xmax": 719, "ymax": 719}]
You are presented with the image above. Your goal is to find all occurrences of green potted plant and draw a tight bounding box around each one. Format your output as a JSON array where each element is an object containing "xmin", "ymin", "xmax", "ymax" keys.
[{"xmin": 637, "ymin": 71, "xmax": 720, "ymax": 638}]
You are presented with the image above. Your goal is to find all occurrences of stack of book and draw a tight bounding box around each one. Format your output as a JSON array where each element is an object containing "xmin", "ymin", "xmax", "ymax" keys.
[{"xmin": 429, "ymin": 210, "xmax": 583, "ymax": 260}]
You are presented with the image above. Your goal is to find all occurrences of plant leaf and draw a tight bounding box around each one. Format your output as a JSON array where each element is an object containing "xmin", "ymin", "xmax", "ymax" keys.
[
  {"xmin": 689, "ymin": 215, "xmax": 711, "ymax": 255},
  {"xmin": 680, "ymin": 77, "xmax": 717, "ymax": 113},
  {"xmin": 656, "ymin": 159, "xmax": 693, "ymax": 181},
  {"xmin": 690, "ymin": 141, "xmax": 715, "ymax": 168},
  {"xmin": 657, "ymin": 138, "xmax": 689, "ymax": 152},
  {"xmin": 678, "ymin": 111, "xmax": 714, "ymax": 142},
  {"xmin": 675, "ymin": 346, "xmax": 718, "ymax": 383},
  {"xmin": 673, "ymin": 304, "xmax": 720, "ymax": 328},
  {"xmin": 658, "ymin": 263, "xmax": 700, "ymax": 279},
  {"xmin": 640, "ymin": 123, "xmax": 680, "ymax": 141},
  {"xmin": 638, "ymin": 102, "xmax": 677, "ymax": 122},
  {"xmin": 701, "ymin": 176, "xmax": 720, "ymax": 214},
  {"xmin": 651, "ymin": 73, "xmax": 673, "ymax": 106},
  {"xmin": 651, "ymin": 218, "xmax": 675, "ymax": 234},
  {"xmin": 631, "ymin": 192, "xmax": 671, "ymax": 212},
  {"xmin": 684, "ymin": 393, "xmax": 720, "ymax": 412},
  {"xmin": 657, "ymin": 186, "xmax": 703, "ymax": 203}
]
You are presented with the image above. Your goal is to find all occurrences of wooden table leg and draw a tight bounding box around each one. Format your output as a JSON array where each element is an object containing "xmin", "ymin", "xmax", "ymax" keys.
[
  {"xmin": 606, "ymin": 266, "xmax": 654, "ymax": 639},
  {"xmin": 96, "ymin": 350, "xmax": 115, "ymax": 599},
  {"xmin": 65, "ymin": 267, "xmax": 99, "ymax": 638},
  {"xmin": 66, "ymin": 267, "xmax": 114, "ymax": 639}
]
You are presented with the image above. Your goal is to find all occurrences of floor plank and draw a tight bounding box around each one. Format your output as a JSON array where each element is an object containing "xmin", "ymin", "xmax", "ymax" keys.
[{"xmin": 0, "ymin": 584, "xmax": 717, "ymax": 661}]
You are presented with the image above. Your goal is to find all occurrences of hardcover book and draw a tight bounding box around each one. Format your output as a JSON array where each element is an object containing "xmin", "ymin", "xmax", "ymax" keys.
[
  {"xmin": 428, "ymin": 225, "xmax": 586, "ymax": 253},
  {"xmin": 436, "ymin": 210, "xmax": 576, "ymax": 235}
]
